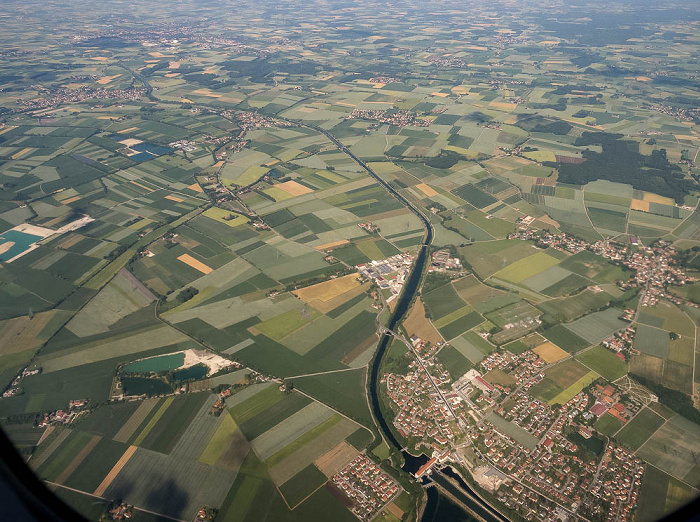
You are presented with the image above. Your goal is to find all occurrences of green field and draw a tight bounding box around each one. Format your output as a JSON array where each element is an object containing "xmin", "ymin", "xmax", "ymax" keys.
[
  {"xmin": 294, "ymin": 369, "xmax": 374, "ymax": 427},
  {"xmin": 437, "ymin": 344, "xmax": 473, "ymax": 379},
  {"xmin": 491, "ymin": 252, "xmax": 561, "ymax": 284},
  {"xmin": 230, "ymin": 384, "xmax": 285, "ymax": 424},
  {"xmin": 200, "ymin": 413, "xmax": 239, "ymax": 465},
  {"xmin": 76, "ymin": 402, "xmax": 142, "ymax": 439},
  {"xmin": 63, "ymin": 437, "xmax": 128, "ymax": 492},
  {"xmin": 422, "ymin": 283, "xmax": 466, "ymax": 320},
  {"xmin": 256, "ymin": 308, "xmax": 319, "ymax": 341},
  {"xmin": 636, "ymin": 466, "xmax": 697, "ymax": 522},
  {"xmin": 549, "ymin": 371, "xmax": 597, "ymax": 405},
  {"xmin": 593, "ymin": 413, "xmax": 624, "ymax": 436},
  {"xmin": 634, "ymin": 324, "xmax": 671, "ymax": 358},
  {"xmin": 279, "ymin": 464, "xmax": 328, "ymax": 507},
  {"xmin": 564, "ymin": 308, "xmax": 626, "ymax": 345},
  {"xmin": 542, "ymin": 325, "xmax": 590, "ymax": 352},
  {"xmin": 576, "ymin": 346, "xmax": 628, "ymax": 381},
  {"xmin": 616, "ymin": 408, "xmax": 665, "ymax": 450},
  {"xmin": 239, "ymin": 392, "xmax": 312, "ymax": 440}
]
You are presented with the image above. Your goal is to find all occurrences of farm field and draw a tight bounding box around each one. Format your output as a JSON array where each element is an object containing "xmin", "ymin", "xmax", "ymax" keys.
[
  {"xmin": 1, "ymin": 2, "xmax": 700, "ymax": 521},
  {"xmin": 529, "ymin": 359, "xmax": 591, "ymax": 403},
  {"xmin": 576, "ymin": 346, "xmax": 628, "ymax": 382},
  {"xmin": 616, "ymin": 408, "xmax": 666, "ymax": 451}
]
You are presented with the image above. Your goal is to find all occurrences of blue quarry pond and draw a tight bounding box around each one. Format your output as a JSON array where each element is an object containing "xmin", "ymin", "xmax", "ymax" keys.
[
  {"xmin": 0, "ymin": 230, "xmax": 43, "ymax": 261},
  {"xmin": 122, "ymin": 353, "xmax": 185, "ymax": 374}
]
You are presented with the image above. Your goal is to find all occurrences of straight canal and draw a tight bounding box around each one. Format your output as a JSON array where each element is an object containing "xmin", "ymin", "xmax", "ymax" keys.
[{"xmin": 308, "ymin": 123, "xmax": 507, "ymax": 522}]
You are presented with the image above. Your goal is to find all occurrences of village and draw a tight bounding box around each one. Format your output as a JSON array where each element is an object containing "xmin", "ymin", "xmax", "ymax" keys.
[
  {"xmin": 16, "ymin": 86, "xmax": 146, "ymax": 112},
  {"xmin": 332, "ymin": 453, "xmax": 400, "ymax": 521},
  {"xmin": 380, "ymin": 318, "xmax": 647, "ymax": 522},
  {"xmin": 508, "ymin": 230, "xmax": 698, "ymax": 309},
  {"xmin": 348, "ymin": 108, "xmax": 430, "ymax": 127}
]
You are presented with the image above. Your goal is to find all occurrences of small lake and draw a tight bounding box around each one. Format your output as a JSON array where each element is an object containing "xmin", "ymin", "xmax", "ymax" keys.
[
  {"xmin": 122, "ymin": 353, "xmax": 185, "ymax": 374},
  {"xmin": 0, "ymin": 230, "xmax": 43, "ymax": 261},
  {"xmin": 173, "ymin": 364, "xmax": 208, "ymax": 381},
  {"xmin": 122, "ymin": 376, "xmax": 173, "ymax": 396}
]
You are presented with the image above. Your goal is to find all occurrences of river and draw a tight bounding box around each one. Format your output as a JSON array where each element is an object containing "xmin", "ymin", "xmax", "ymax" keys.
[
  {"xmin": 298, "ymin": 123, "xmax": 505, "ymax": 522},
  {"xmin": 342, "ymin": 150, "xmax": 505, "ymax": 522}
]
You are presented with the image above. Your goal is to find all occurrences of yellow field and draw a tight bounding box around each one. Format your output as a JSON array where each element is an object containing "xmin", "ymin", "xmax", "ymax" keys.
[
  {"xmin": 488, "ymin": 101, "xmax": 517, "ymax": 110},
  {"xmin": 276, "ymin": 180, "xmax": 314, "ymax": 196},
  {"xmin": 315, "ymin": 441, "xmax": 358, "ymax": 477},
  {"xmin": 129, "ymin": 180, "xmax": 154, "ymax": 192},
  {"xmin": 178, "ymin": 254, "xmax": 213, "ymax": 274},
  {"xmin": 187, "ymin": 183, "xmax": 203, "ymax": 193},
  {"xmin": 11, "ymin": 147, "xmax": 32, "ymax": 159},
  {"xmin": 164, "ymin": 194, "xmax": 184, "ymax": 202},
  {"xmin": 97, "ymin": 74, "xmax": 121, "ymax": 85},
  {"xmin": 93, "ymin": 445, "xmax": 137, "ymax": 496},
  {"xmin": 56, "ymin": 435, "xmax": 101, "ymax": 484},
  {"xmin": 631, "ymin": 199, "xmax": 650, "ymax": 212},
  {"xmin": 60, "ymin": 195, "xmax": 83, "ymax": 205},
  {"xmin": 294, "ymin": 274, "xmax": 361, "ymax": 304},
  {"xmin": 386, "ymin": 502, "xmax": 405, "ymax": 519},
  {"xmin": 415, "ymin": 183, "xmax": 438, "ymax": 197},
  {"xmin": 403, "ymin": 299, "xmax": 442, "ymax": 344},
  {"xmin": 118, "ymin": 138, "xmax": 142, "ymax": 147},
  {"xmin": 265, "ymin": 187, "xmax": 294, "ymax": 201},
  {"xmin": 643, "ymin": 192, "xmax": 675, "ymax": 205},
  {"xmin": 55, "ymin": 234, "xmax": 84, "ymax": 249},
  {"xmin": 199, "ymin": 413, "xmax": 237, "ymax": 465},
  {"xmin": 128, "ymin": 218, "xmax": 152, "ymax": 230},
  {"xmin": 169, "ymin": 61, "xmax": 181, "ymax": 69},
  {"xmin": 444, "ymin": 145, "xmax": 481, "ymax": 159},
  {"xmin": 0, "ymin": 310, "xmax": 61, "ymax": 355},
  {"xmin": 314, "ymin": 239, "xmax": 348, "ymax": 251},
  {"xmin": 203, "ymin": 207, "xmax": 248, "ymax": 227},
  {"xmin": 549, "ymin": 371, "xmax": 597, "ymax": 405},
  {"xmin": 236, "ymin": 165, "xmax": 267, "ymax": 186},
  {"xmin": 133, "ymin": 397, "xmax": 174, "ymax": 446},
  {"xmin": 492, "ymin": 252, "xmax": 560, "ymax": 283},
  {"xmin": 533, "ymin": 342, "xmax": 568, "ymax": 364},
  {"xmin": 523, "ymin": 150, "xmax": 557, "ymax": 163}
]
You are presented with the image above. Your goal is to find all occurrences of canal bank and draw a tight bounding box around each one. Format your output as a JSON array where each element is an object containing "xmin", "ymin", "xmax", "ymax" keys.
[{"xmin": 309, "ymin": 122, "xmax": 507, "ymax": 522}]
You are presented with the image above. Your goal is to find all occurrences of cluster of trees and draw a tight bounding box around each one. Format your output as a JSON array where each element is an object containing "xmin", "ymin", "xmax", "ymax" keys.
[
  {"xmin": 422, "ymin": 149, "xmax": 466, "ymax": 169},
  {"xmin": 630, "ymin": 373, "xmax": 700, "ymax": 424},
  {"xmin": 531, "ymin": 120, "xmax": 572, "ymax": 135},
  {"xmin": 421, "ymin": 272, "xmax": 452, "ymax": 295},
  {"xmin": 105, "ymin": 244, "xmax": 126, "ymax": 261},
  {"xmin": 674, "ymin": 246, "xmax": 700, "ymax": 271},
  {"xmin": 550, "ymin": 85, "xmax": 599, "ymax": 96},
  {"xmin": 553, "ymin": 132, "xmax": 694, "ymax": 204},
  {"xmin": 176, "ymin": 286, "xmax": 199, "ymax": 303}
]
